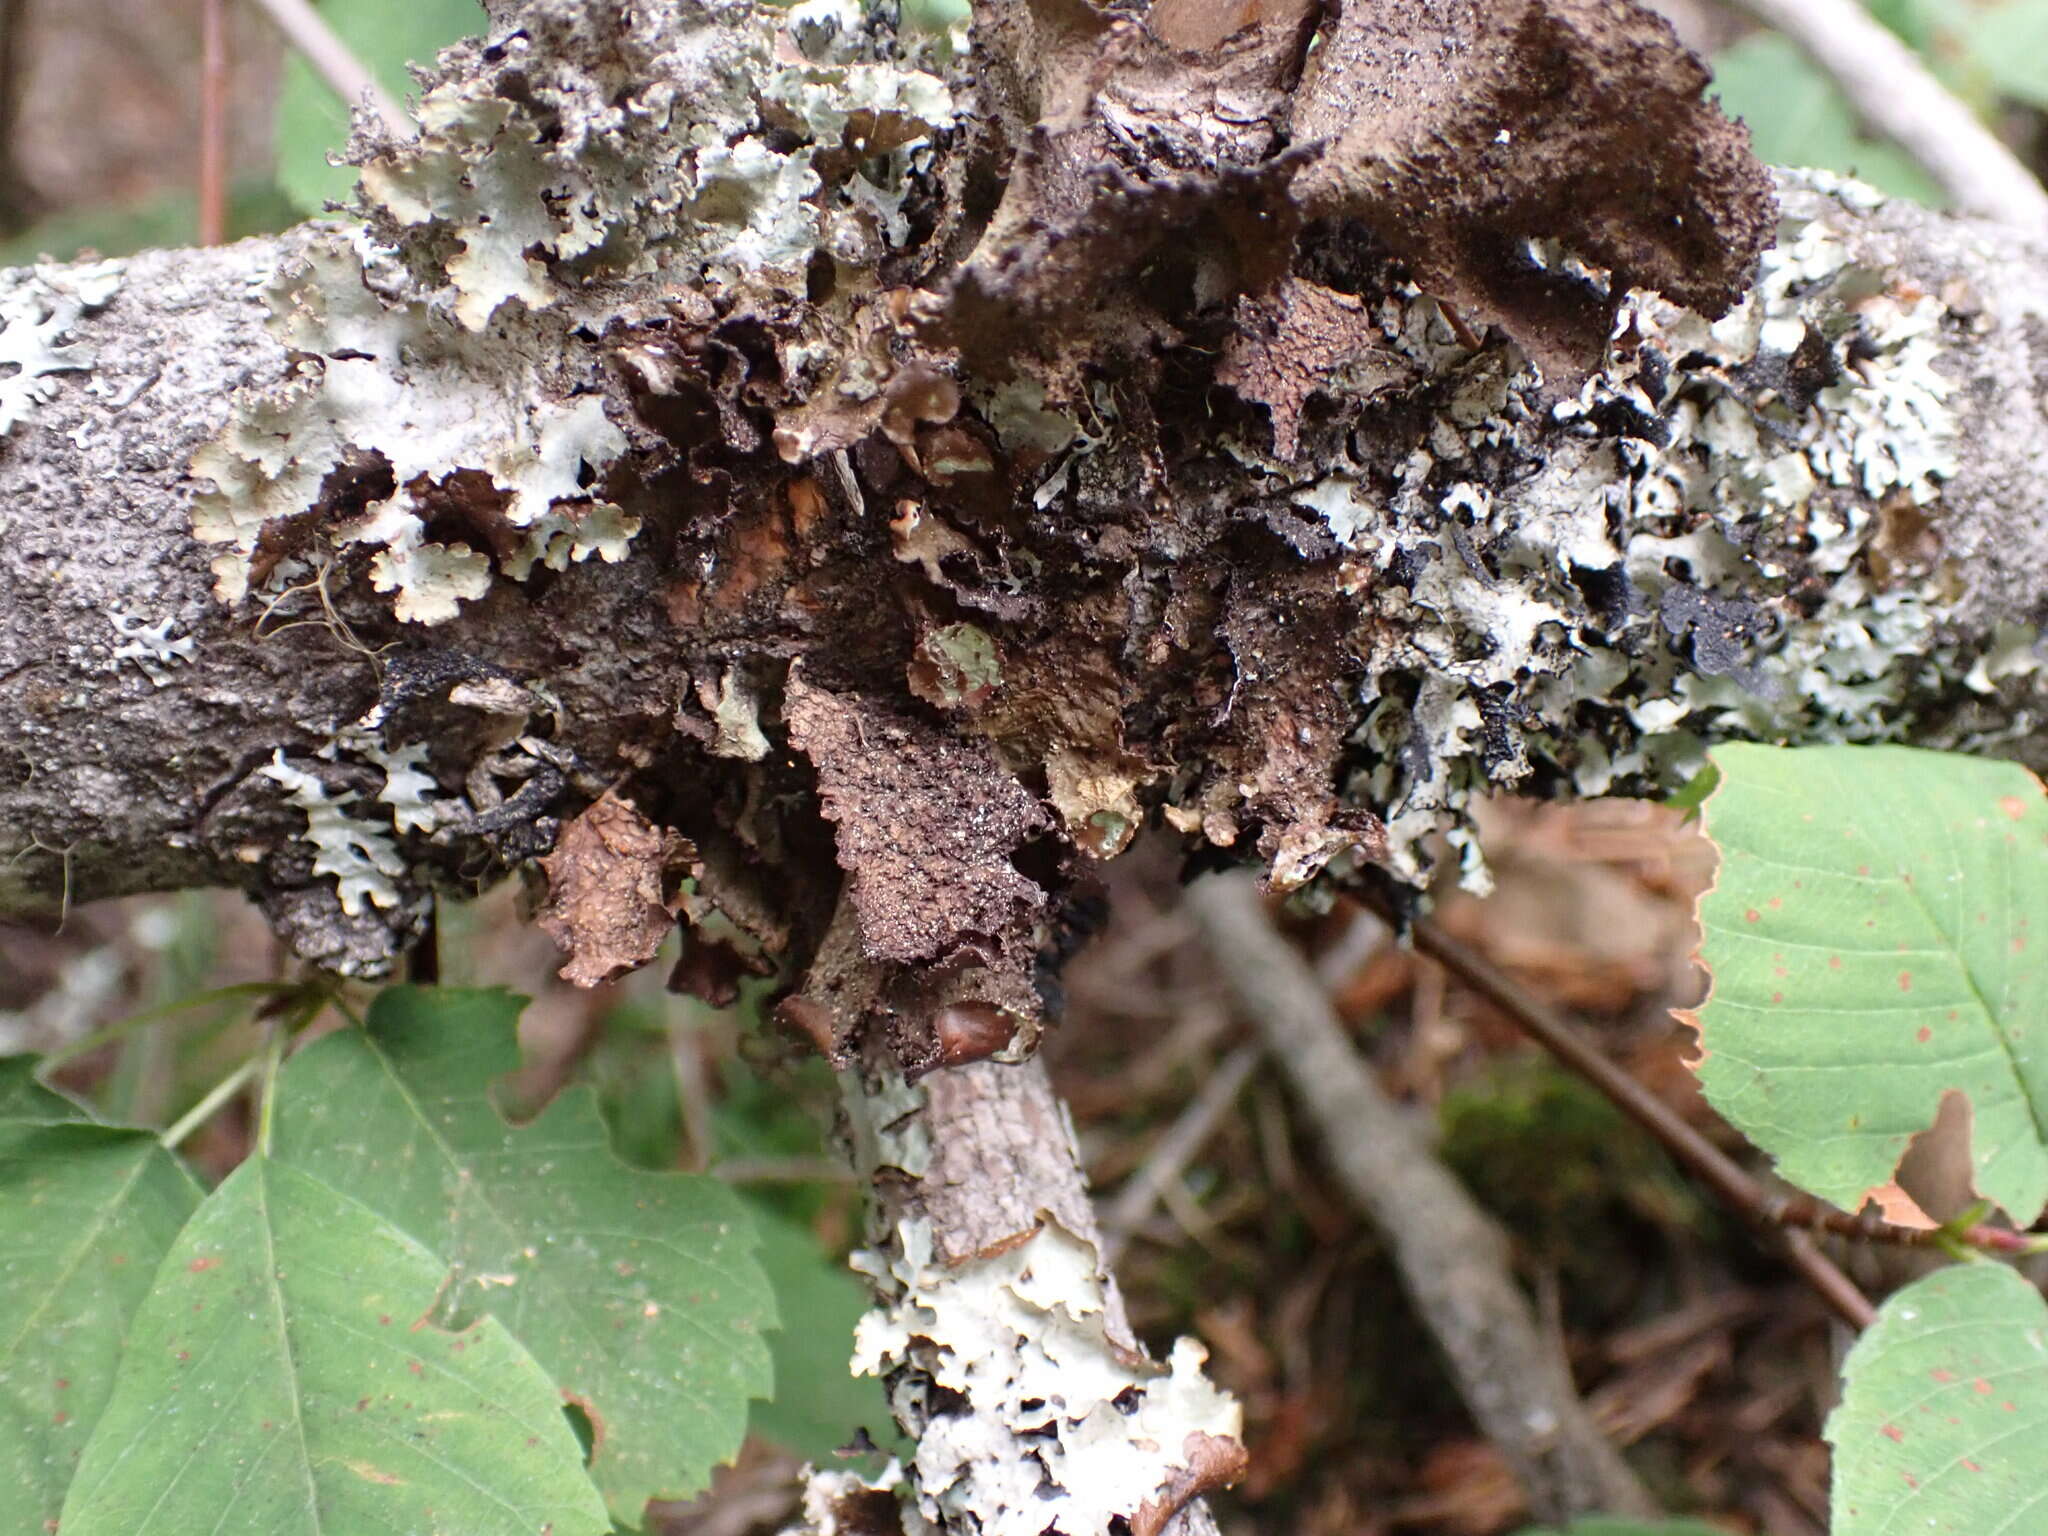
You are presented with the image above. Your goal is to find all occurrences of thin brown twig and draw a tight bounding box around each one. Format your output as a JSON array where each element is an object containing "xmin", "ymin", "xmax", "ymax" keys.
[
  {"xmin": 198, "ymin": 0, "xmax": 228, "ymax": 246},
  {"xmin": 1372, "ymin": 895, "xmax": 1885, "ymax": 1329},
  {"xmin": 1401, "ymin": 898, "xmax": 2029, "ymax": 1257},
  {"xmin": 0, "ymin": 0, "xmax": 44, "ymax": 236}
]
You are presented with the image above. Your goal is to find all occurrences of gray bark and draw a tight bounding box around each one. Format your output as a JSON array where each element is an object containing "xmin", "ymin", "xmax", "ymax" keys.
[{"xmin": 5, "ymin": 178, "xmax": 2047, "ymax": 946}]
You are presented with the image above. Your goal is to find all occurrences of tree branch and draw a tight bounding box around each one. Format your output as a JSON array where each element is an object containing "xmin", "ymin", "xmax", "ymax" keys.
[
  {"xmin": 1731, "ymin": 0, "xmax": 2048, "ymax": 233},
  {"xmin": 1186, "ymin": 870, "xmax": 1657, "ymax": 1524},
  {"xmin": 836, "ymin": 1052, "xmax": 1231, "ymax": 1536}
]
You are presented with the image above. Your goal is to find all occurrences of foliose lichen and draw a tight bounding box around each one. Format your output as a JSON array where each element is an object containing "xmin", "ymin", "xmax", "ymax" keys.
[
  {"xmin": 0, "ymin": 260, "xmax": 124, "ymax": 435},
  {"xmin": 851, "ymin": 1217, "xmax": 1242, "ymax": 1536},
  {"xmin": 109, "ymin": 608, "xmax": 196, "ymax": 686},
  {"xmin": 1261, "ymin": 177, "xmax": 2027, "ymax": 890},
  {"xmin": 190, "ymin": 0, "xmax": 957, "ymax": 628},
  {"xmin": 260, "ymin": 749, "xmax": 409, "ymax": 917}
]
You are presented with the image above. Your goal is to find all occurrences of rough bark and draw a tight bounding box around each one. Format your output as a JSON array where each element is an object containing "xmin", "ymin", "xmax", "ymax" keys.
[
  {"xmin": 6, "ymin": 175, "xmax": 2047, "ymax": 958},
  {"xmin": 833, "ymin": 1054, "xmax": 1231, "ymax": 1536},
  {"xmin": 8, "ymin": 0, "xmax": 2048, "ymax": 1527}
]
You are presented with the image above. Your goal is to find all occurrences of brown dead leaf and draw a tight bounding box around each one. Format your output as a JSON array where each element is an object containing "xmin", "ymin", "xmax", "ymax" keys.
[
  {"xmin": 1218, "ymin": 278, "xmax": 1418, "ymax": 458},
  {"xmin": 1288, "ymin": 0, "xmax": 1775, "ymax": 381},
  {"xmin": 536, "ymin": 791, "xmax": 693, "ymax": 987},
  {"xmin": 785, "ymin": 670, "xmax": 1050, "ymax": 964}
]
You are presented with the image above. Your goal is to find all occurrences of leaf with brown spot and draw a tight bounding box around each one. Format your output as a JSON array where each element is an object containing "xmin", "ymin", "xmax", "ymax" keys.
[
  {"xmin": 0, "ymin": 1096, "xmax": 202, "ymax": 1534},
  {"xmin": 58, "ymin": 1157, "xmax": 607, "ymax": 1536},
  {"xmin": 270, "ymin": 989, "xmax": 773, "ymax": 1518},
  {"xmin": 1830, "ymin": 1265, "xmax": 2048, "ymax": 1534},
  {"xmin": 1688, "ymin": 744, "xmax": 2048, "ymax": 1224},
  {"xmin": 537, "ymin": 790, "xmax": 694, "ymax": 987}
]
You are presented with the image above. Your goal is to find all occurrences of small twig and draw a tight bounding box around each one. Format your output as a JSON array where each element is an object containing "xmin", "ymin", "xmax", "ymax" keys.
[
  {"xmin": 1782, "ymin": 1230, "xmax": 1878, "ymax": 1332},
  {"xmin": 1314, "ymin": 903, "xmax": 1391, "ymax": 988},
  {"xmin": 6, "ymin": 834, "xmax": 80, "ymax": 932},
  {"xmin": 198, "ymin": 0, "xmax": 229, "ymax": 245},
  {"xmin": 245, "ymin": 0, "xmax": 413, "ymax": 143},
  {"xmin": 255, "ymin": 1017, "xmax": 286, "ymax": 1155},
  {"xmin": 1101, "ymin": 1042, "xmax": 1262, "ymax": 1267},
  {"xmin": 1187, "ymin": 871, "xmax": 1658, "ymax": 1525},
  {"xmin": 669, "ymin": 1004, "xmax": 716, "ymax": 1173},
  {"xmin": 161, "ymin": 1055, "xmax": 262, "ymax": 1150},
  {"xmin": 43, "ymin": 980, "xmax": 303, "ymax": 1067},
  {"xmin": 1731, "ymin": 0, "xmax": 2048, "ymax": 234},
  {"xmin": 1373, "ymin": 895, "xmax": 1882, "ymax": 1328}
]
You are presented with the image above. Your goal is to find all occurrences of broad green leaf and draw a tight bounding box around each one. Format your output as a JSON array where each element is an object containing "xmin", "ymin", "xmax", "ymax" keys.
[
  {"xmin": 0, "ymin": 1056, "xmax": 85, "ymax": 1120},
  {"xmin": 0, "ymin": 1118, "xmax": 201, "ymax": 1536},
  {"xmin": 1829, "ymin": 1263, "xmax": 2048, "ymax": 1535},
  {"xmin": 744, "ymin": 1204, "xmax": 896, "ymax": 1462},
  {"xmin": 274, "ymin": 0, "xmax": 484, "ymax": 215},
  {"xmin": 59, "ymin": 1156, "xmax": 605, "ymax": 1536},
  {"xmin": 270, "ymin": 987, "xmax": 773, "ymax": 1517},
  {"xmin": 1689, "ymin": 745, "xmax": 2048, "ymax": 1222},
  {"xmin": 1711, "ymin": 35, "xmax": 1945, "ymax": 206}
]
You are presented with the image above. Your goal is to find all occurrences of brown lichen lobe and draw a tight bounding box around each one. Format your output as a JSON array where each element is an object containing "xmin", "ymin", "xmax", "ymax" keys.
[{"xmin": 1285, "ymin": 0, "xmax": 1776, "ymax": 380}]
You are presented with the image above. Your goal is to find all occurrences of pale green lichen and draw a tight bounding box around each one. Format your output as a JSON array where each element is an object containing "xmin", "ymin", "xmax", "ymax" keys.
[
  {"xmin": 1262, "ymin": 178, "xmax": 2020, "ymax": 889},
  {"xmin": 851, "ymin": 1217, "xmax": 1241, "ymax": 1536},
  {"xmin": 708, "ymin": 668, "xmax": 773, "ymax": 761},
  {"xmin": 262, "ymin": 726, "xmax": 448, "ymax": 916},
  {"xmin": 109, "ymin": 608, "xmax": 196, "ymax": 686},
  {"xmin": 192, "ymin": 234, "xmax": 635, "ymax": 624},
  {"xmin": 0, "ymin": 260, "xmax": 124, "ymax": 434},
  {"xmin": 353, "ymin": 0, "xmax": 954, "ymax": 324},
  {"xmin": 362, "ymin": 739, "xmax": 441, "ymax": 834},
  {"xmin": 261, "ymin": 749, "xmax": 407, "ymax": 916},
  {"xmin": 839, "ymin": 1061, "xmax": 1241, "ymax": 1534},
  {"xmin": 192, "ymin": 0, "xmax": 957, "ymax": 626}
]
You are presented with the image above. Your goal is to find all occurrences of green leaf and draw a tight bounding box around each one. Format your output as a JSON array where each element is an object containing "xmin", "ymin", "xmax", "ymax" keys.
[
  {"xmin": 0, "ymin": 1056, "xmax": 86, "ymax": 1120},
  {"xmin": 0, "ymin": 1116, "xmax": 202, "ymax": 1536},
  {"xmin": 1689, "ymin": 744, "xmax": 2048, "ymax": 1222},
  {"xmin": 273, "ymin": 0, "xmax": 484, "ymax": 215},
  {"xmin": 270, "ymin": 986, "xmax": 774, "ymax": 1518},
  {"xmin": 1829, "ymin": 1263, "xmax": 2048, "ymax": 1534},
  {"xmin": 744, "ymin": 1204, "xmax": 896, "ymax": 1462},
  {"xmin": 1864, "ymin": 0, "xmax": 1979, "ymax": 57},
  {"xmin": 1963, "ymin": 0, "xmax": 2048, "ymax": 109},
  {"xmin": 1710, "ymin": 34, "xmax": 1946, "ymax": 206},
  {"xmin": 58, "ymin": 1156, "xmax": 606, "ymax": 1536}
]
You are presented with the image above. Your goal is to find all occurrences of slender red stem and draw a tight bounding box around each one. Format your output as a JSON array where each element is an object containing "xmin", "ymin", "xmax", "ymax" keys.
[{"xmin": 198, "ymin": 0, "xmax": 229, "ymax": 246}]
